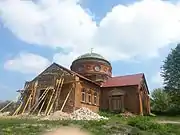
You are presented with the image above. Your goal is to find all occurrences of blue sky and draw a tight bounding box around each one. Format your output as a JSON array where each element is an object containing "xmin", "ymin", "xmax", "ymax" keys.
[{"xmin": 0, "ymin": 0, "xmax": 180, "ymax": 100}]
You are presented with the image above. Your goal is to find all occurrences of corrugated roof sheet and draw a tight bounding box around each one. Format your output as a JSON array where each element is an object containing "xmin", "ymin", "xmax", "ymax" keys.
[{"xmin": 101, "ymin": 73, "xmax": 144, "ymax": 87}]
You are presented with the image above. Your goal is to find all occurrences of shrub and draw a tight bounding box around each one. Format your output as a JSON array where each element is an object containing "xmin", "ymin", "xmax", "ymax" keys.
[
  {"xmin": 98, "ymin": 110, "xmax": 114, "ymax": 117},
  {"xmin": 127, "ymin": 116, "xmax": 153, "ymax": 130},
  {"xmin": 127, "ymin": 116, "xmax": 180, "ymax": 135}
]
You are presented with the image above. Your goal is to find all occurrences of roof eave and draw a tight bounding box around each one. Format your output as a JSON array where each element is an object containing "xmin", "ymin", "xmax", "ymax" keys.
[
  {"xmin": 101, "ymin": 84, "xmax": 139, "ymax": 88},
  {"xmin": 140, "ymin": 74, "xmax": 150, "ymax": 94}
]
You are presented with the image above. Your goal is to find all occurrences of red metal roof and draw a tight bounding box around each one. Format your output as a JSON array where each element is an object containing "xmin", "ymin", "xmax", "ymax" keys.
[{"xmin": 101, "ymin": 73, "xmax": 144, "ymax": 88}]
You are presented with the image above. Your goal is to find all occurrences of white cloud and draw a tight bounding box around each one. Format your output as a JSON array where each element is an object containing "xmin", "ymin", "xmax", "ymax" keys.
[
  {"xmin": 95, "ymin": 0, "xmax": 180, "ymax": 59},
  {"xmin": 1, "ymin": 0, "xmax": 180, "ymax": 67},
  {"xmin": 53, "ymin": 52, "xmax": 80, "ymax": 68},
  {"xmin": 151, "ymin": 71, "xmax": 164, "ymax": 86},
  {"xmin": 4, "ymin": 52, "xmax": 51, "ymax": 74},
  {"xmin": 0, "ymin": 0, "xmax": 96, "ymax": 50}
]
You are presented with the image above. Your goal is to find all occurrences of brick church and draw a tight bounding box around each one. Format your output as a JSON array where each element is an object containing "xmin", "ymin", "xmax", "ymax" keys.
[{"xmin": 18, "ymin": 52, "xmax": 150, "ymax": 115}]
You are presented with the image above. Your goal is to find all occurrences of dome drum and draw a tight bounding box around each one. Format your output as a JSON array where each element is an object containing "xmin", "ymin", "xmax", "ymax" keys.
[
  {"xmin": 70, "ymin": 52, "xmax": 112, "ymax": 84},
  {"xmin": 71, "ymin": 61, "xmax": 112, "ymax": 77}
]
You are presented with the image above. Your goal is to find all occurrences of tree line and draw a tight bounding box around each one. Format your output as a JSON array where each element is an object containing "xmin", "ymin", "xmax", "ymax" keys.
[
  {"xmin": 151, "ymin": 44, "xmax": 180, "ymax": 115},
  {"xmin": 0, "ymin": 100, "xmax": 18, "ymax": 113}
]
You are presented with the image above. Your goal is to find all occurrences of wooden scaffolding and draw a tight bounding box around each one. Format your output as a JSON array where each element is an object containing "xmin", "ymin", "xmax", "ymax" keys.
[{"xmin": 12, "ymin": 63, "xmax": 77, "ymax": 116}]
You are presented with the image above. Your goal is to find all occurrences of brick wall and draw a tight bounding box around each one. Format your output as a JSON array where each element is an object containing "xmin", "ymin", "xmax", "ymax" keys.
[
  {"xmin": 57, "ymin": 84, "xmax": 75, "ymax": 113},
  {"xmin": 74, "ymin": 77, "xmax": 100, "ymax": 113},
  {"xmin": 100, "ymin": 86, "xmax": 141, "ymax": 114}
]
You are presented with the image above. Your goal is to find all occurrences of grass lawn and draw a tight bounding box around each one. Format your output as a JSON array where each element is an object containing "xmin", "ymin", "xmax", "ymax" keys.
[{"xmin": 0, "ymin": 113, "xmax": 180, "ymax": 135}]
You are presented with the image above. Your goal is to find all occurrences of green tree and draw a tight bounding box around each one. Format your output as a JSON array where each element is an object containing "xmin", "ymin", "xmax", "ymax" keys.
[
  {"xmin": 151, "ymin": 88, "xmax": 170, "ymax": 112},
  {"xmin": 161, "ymin": 44, "xmax": 180, "ymax": 107}
]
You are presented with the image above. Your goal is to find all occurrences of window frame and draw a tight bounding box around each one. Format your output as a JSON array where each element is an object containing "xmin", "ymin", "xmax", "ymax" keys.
[
  {"xmin": 94, "ymin": 92, "xmax": 97, "ymax": 105},
  {"xmin": 81, "ymin": 88, "xmax": 86, "ymax": 102},
  {"xmin": 88, "ymin": 93, "xmax": 92, "ymax": 104}
]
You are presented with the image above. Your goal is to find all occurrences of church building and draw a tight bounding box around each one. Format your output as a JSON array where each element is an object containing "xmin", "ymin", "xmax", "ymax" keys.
[{"xmin": 17, "ymin": 52, "xmax": 150, "ymax": 116}]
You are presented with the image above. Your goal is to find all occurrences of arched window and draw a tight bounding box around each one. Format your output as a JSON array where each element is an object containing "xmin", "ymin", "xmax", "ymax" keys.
[
  {"xmin": 94, "ymin": 92, "xmax": 97, "ymax": 105},
  {"xmin": 81, "ymin": 88, "xmax": 86, "ymax": 102}
]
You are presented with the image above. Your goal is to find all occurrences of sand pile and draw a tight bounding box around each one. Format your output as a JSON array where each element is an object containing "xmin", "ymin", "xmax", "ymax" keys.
[{"xmin": 43, "ymin": 127, "xmax": 91, "ymax": 135}]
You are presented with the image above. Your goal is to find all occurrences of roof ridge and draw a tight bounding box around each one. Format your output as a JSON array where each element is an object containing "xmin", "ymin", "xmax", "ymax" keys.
[{"xmin": 112, "ymin": 73, "xmax": 144, "ymax": 78}]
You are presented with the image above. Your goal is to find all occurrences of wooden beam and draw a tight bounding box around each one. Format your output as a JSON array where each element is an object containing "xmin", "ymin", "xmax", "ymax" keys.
[
  {"xmin": 29, "ymin": 87, "xmax": 52, "ymax": 114},
  {"xmin": 32, "ymin": 80, "xmax": 38, "ymax": 106},
  {"xmin": 13, "ymin": 102, "xmax": 23, "ymax": 116},
  {"xmin": 38, "ymin": 96, "xmax": 46, "ymax": 116},
  {"xmin": 138, "ymin": 92, "xmax": 143, "ymax": 115},
  {"xmin": 0, "ymin": 94, "xmax": 20, "ymax": 112},
  {"xmin": 45, "ymin": 89, "xmax": 55, "ymax": 115},
  {"xmin": 31, "ymin": 88, "xmax": 50, "ymax": 114},
  {"xmin": 60, "ymin": 86, "xmax": 74, "ymax": 112},
  {"xmin": 22, "ymin": 94, "xmax": 31, "ymax": 114},
  {"xmin": 63, "ymin": 80, "xmax": 81, "ymax": 84},
  {"xmin": 47, "ymin": 77, "xmax": 64, "ymax": 115},
  {"xmin": 54, "ymin": 76, "xmax": 64, "ymax": 111},
  {"xmin": 0, "ymin": 101, "xmax": 13, "ymax": 112}
]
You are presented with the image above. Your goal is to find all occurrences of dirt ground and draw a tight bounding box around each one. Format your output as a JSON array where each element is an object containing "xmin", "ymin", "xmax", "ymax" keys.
[
  {"xmin": 43, "ymin": 127, "xmax": 92, "ymax": 135},
  {"xmin": 157, "ymin": 120, "xmax": 180, "ymax": 124}
]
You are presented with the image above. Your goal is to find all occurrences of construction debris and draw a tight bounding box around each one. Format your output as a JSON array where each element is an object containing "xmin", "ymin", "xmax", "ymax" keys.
[
  {"xmin": 0, "ymin": 112, "xmax": 10, "ymax": 117},
  {"xmin": 119, "ymin": 111, "xmax": 135, "ymax": 118},
  {"xmin": 41, "ymin": 107, "xmax": 108, "ymax": 121},
  {"xmin": 42, "ymin": 111, "xmax": 70, "ymax": 120},
  {"xmin": 70, "ymin": 107, "xmax": 108, "ymax": 120}
]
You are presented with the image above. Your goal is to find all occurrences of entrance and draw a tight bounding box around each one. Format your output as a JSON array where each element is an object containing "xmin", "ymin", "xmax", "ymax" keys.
[
  {"xmin": 109, "ymin": 95, "xmax": 124, "ymax": 113},
  {"xmin": 38, "ymin": 89, "xmax": 52, "ymax": 112}
]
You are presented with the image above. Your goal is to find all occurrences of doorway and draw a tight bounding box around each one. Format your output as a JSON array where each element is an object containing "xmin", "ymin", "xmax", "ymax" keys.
[
  {"xmin": 109, "ymin": 95, "xmax": 124, "ymax": 113},
  {"xmin": 38, "ymin": 89, "xmax": 52, "ymax": 112}
]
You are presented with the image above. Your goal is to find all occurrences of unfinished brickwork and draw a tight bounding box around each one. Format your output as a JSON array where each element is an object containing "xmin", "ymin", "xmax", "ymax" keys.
[
  {"xmin": 14, "ymin": 63, "xmax": 101, "ymax": 116},
  {"xmin": 74, "ymin": 77, "xmax": 100, "ymax": 113},
  {"xmin": 13, "ymin": 60, "xmax": 150, "ymax": 116}
]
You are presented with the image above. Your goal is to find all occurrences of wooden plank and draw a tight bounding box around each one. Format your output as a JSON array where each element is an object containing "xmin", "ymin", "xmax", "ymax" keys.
[
  {"xmin": 63, "ymin": 80, "xmax": 81, "ymax": 84},
  {"xmin": 60, "ymin": 86, "xmax": 74, "ymax": 112},
  {"xmin": 54, "ymin": 78, "xmax": 64, "ymax": 111},
  {"xmin": 0, "ymin": 94, "xmax": 20, "ymax": 112},
  {"xmin": 46, "ymin": 78, "xmax": 64, "ymax": 115},
  {"xmin": 32, "ymin": 80, "xmax": 38, "ymax": 106},
  {"xmin": 22, "ymin": 94, "xmax": 31, "ymax": 114},
  {"xmin": 31, "ymin": 88, "xmax": 51, "ymax": 114},
  {"xmin": 45, "ymin": 89, "xmax": 55, "ymax": 115},
  {"xmin": 21, "ymin": 83, "xmax": 36, "ymax": 114},
  {"xmin": 38, "ymin": 97, "xmax": 46, "ymax": 116},
  {"xmin": 13, "ymin": 102, "xmax": 23, "ymax": 116},
  {"xmin": 0, "ymin": 101, "xmax": 13, "ymax": 112},
  {"xmin": 138, "ymin": 93, "xmax": 143, "ymax": 115},
  {"xmin": 29, "ymin": 87, "xmax": 52, "ymax": 114}
]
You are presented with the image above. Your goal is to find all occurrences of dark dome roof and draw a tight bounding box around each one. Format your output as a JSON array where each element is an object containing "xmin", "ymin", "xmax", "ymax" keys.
[{"xmin": 76, "ymin": 52, "xmax": 107, "ymax": 61}]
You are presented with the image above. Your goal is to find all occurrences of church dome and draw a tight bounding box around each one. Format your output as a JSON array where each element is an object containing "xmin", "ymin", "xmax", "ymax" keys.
[
  {"xmin": 70, "ymin": 51, "xmax": 112, "ymax": 84},
  {"xmin": 74, "ymin": 52, "xmax": 111, "ymax": 65},
  {"xmin": 76, "ymin": 53, "xmax": 107, "ymax": 61}
]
